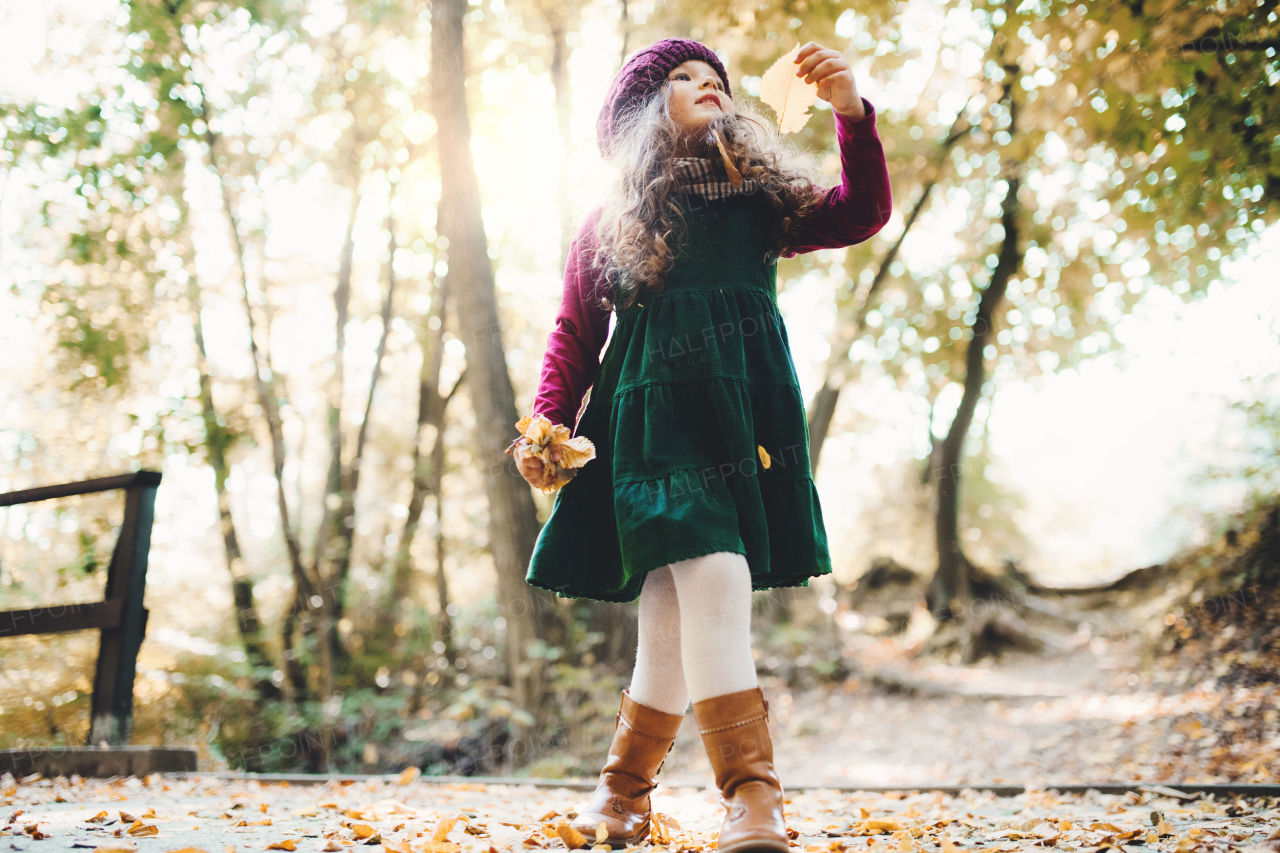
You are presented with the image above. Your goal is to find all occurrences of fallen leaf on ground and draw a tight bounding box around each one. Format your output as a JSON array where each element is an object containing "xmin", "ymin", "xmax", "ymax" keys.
[
  {"xmin": 433, "ymin": 815, "xmax": 461, "ymax": 841},
  {"xmin": 397, "ymin": 767, "xmax": 420, "ymax": 786},
  {"xmin": 264, "ymin": 841, "xmax": 297, "ymax": 851},
  {"xmin": 557, "ymin": 821, "xmax": 588, "ymax": 849}
]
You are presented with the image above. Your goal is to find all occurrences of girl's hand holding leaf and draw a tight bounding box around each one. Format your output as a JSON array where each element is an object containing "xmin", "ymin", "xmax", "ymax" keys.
[
  {"xmin": 793, "ymin": 42, "xmax": 864, "ymax": 120},
  {"xmin": 506, "ymin": 414, "xmax": 596, "ymax": 494}
]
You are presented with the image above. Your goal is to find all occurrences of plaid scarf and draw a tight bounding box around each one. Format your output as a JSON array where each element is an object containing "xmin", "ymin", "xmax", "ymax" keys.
[{"xmin": 671, "ymin": 156, "xmax": 761, "ymax": 200}]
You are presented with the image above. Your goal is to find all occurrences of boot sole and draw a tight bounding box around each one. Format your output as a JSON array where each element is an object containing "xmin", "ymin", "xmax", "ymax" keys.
[
  {"xmin": 571, "ymin": 819, "xmax": 650, "ymax": 850},
  {"xmin": 715, "ymin": 839, "xmax": 792, "ymax": 853}
]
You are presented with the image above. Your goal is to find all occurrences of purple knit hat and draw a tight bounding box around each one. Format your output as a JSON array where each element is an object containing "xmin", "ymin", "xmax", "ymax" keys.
[{"xmin": 596, "ymin": 38, "xmax": 732, "ymax": 159}]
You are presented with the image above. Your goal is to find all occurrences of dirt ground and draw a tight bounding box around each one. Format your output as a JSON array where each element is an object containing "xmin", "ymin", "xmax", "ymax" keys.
[
  {"xmin": 4, "ymin": 771, "xmax": 1280, "ymax": 852},
  {"xmin": 655, "ymin": 618, "xmax": 1276, "ymax": 788}
]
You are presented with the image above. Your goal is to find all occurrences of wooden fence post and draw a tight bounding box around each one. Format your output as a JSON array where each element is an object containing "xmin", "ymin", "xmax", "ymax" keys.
[{"xmin": 87, "ymin": 471, "xmax": 161, "ymax": 745}]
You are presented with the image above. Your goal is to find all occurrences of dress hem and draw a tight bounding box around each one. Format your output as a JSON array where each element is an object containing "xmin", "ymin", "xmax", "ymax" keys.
[{"xmin": 527, "ymin": 541, "xmax": 833, "ymax": 604}]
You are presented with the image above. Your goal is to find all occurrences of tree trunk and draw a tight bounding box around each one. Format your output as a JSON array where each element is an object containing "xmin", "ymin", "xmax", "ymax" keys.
[
  {"xmin": 180, "ymin": 208, "xmax": 278, "ymax": 704},
  {"xmin": 204, "ymin": 124, "xmax": 320, "ymax": 702},
  {"xmin": 807, "ymin": 112, "xmax": 973, "ymax": 476},
  {"xmin": 389, "ymin": 269, "xmax": 464, "ymax": 666},
  {"xmin": 926, "ymin": 174, "xmax": 1022, "ymax": 640},
  {"xmin": 430, "ymin": 0, "xmax": 563, "ymax": 758},
  {"xmin": 546, "ymin": 13, "xmax": 574, "ymax": 273},
  {"xmin": 191, "ymin": 286, "xmax": 277, "ymax": 691},
  {"xmin": 431, "ymin": 391, "xmax": 457, "ymax": 667},
  {"xmin": 329, "ymin": 198, "xmax": 399, "ymax": 635}
]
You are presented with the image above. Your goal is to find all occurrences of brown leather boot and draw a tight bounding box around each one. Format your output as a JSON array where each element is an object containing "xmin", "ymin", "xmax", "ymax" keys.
[
  {"xmin": 691, "ymin": 686, "xmax": 790, "ymax": 853},
  {"xmin": 569, "ymin": 688, "xmax": 684, "ymax": 849}
]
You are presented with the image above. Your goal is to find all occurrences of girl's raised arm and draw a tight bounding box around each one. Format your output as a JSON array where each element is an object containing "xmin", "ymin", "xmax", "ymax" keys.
[
  {"xmin": 533, "ymin": 207, "xmax": 612, "ymax": 433},
  {"xmin": 781, "ymin": 98, "xmax": 894, "ymax": 257}
]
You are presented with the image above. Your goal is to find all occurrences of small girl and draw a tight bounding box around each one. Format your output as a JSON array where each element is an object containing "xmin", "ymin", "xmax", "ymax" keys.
[{"xmin": 516, "ymin": 38, "xmax": 891, "ymax": 853}]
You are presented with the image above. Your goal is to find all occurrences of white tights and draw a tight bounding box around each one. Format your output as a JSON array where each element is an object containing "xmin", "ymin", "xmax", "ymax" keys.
[{"xmin": 627, "ymin": 550, "xmax": 758, "ymax": 715}]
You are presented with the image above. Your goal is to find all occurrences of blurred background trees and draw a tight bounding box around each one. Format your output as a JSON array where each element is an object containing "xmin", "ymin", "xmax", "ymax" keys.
[{"xmin": 0, "ymin": 0, "xmax": 1276, "ymax": 773}]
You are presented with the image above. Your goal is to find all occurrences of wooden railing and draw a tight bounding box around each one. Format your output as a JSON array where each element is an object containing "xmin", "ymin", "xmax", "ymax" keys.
[{"xmin": 0, "ymin": 471, "xmax": 162, "ymax": 745}]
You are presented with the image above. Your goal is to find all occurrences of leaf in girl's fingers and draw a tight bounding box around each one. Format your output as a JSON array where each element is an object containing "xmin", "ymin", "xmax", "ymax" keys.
[
  {"xmin": 554, "ymin": 436, "xmax": 596, "ymax": 469},
  {"xmin": 757, "ymin": 445, "xmax": 771, "ymax": 469},
  {"xmin": 759, "ymin": 43, "xmax": 820, "ymax": 134},
  {"xmin": 510, "ymin": 413, "xmax": 596, "ymax": 493}
]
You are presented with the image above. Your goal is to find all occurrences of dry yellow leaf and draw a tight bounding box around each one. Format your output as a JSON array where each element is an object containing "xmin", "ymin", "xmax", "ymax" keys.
[
  {"xmin": 92, "ymin": 846, "xmax": 138, "ymax": 853},
  {"xmin": 759, "ymin": 43, "xmax": 820, "ymax": 134},
  {"xmin": 128, "ymin": 821, "xmax": 160, "ymax": 837},
  {"xmin": 757, "ymin": 445, "xmax": 771, "ymax": 469},
  {"xmin": 596, "ymin": 821, "xmax": 609, "ymax": 844},
  {"xmin": 351, "ymin": 825, "xmax": 376, "ymax": 840},
  {"xmin": 433, "ymin": 816, "xmax": 461, "ymax": 842},
  {"xmin": 862, "ymin": 819, "xmax": 904, "ymax": 834},
  {"xmin": 1058, "ymin": 821, "xmax": 1072, "ymax": 832},
  {"xmin": 87, "ymin": 811, "xmax": 110, "ymax": 823},
  {"xmin": 506, "ymin": 414, "xmax": 597, "ymax": 494},
  {"xmin": 650, "ymin": 812, "xmax": 682, "ymax": 845},
  {"xmin": 397, "ymin": 767, "xmax": 420, "ymax": 786},
  {"xmin": 265, "ymin": 842, "xmax": 298, "ymax": 852},
  {"xmin": 166, "ymin": 848, "xmax": 212, "ymax": 853},
  {"xmin": 557, "ymin": 821, "xmax": 589, "ymax": 849},
  {"xmin": 142, "ymin": 809, "xmax": 157, "ymax": 819},
  {"xmin": 320, "ymin": 842, "xmax": 344, "ymax": 852},
  {"xmin": 712, "ymin": 128, "xmax": 743, "ymax": 188},
  {"xmin": 422, "ymin": 843, "xmax": 462, "ymax": 853},
  {"xmin": 941, "ymin": 839, "xmax": 961, "ymax": 853},
  {"xmin": 382, "ymin": 842, "xmax": 413, "ymax": 853}
]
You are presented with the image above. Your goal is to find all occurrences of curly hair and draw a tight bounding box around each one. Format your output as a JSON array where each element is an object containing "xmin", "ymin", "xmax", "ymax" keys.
[{"xmin": 589, "ymin": 82, "xmax": 828, "ymax": 312}]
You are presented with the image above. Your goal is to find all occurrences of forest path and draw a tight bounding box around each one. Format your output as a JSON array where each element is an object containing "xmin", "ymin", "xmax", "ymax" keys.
[{"xmin": 657, "ymin": 626, "xmax": 1270, "ymax": 787}]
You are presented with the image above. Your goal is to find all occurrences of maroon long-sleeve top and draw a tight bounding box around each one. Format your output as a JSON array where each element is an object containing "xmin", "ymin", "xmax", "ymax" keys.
[{"xmin": 533, "ymin": 97, "xmax": 894, "ymax": 433}]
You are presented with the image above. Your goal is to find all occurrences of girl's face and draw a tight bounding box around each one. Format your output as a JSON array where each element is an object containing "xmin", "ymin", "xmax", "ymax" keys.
[{"xmin": 665, "ymin": 60, "xmax": 734, "ymax": 132}]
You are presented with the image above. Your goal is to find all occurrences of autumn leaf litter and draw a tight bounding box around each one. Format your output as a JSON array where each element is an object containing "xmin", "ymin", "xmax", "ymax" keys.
[{"xmin": 2, "ymin": 773, "xmax": 1278, "ymax": 853}]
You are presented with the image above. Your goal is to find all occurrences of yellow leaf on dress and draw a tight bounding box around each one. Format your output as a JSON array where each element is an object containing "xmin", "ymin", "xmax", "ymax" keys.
[
  {"xmin": 757, "ymin": 445, "xmax": 771, "ymax": 469},
  {"xmin": 758, "ymin": 43, "xmax": 820, "ymax": 134}
]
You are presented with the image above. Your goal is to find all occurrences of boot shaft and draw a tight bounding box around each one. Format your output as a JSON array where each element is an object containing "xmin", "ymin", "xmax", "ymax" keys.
[{"xmin": 690, "ymin": 686, "xmax": 781, "ymax": 799}]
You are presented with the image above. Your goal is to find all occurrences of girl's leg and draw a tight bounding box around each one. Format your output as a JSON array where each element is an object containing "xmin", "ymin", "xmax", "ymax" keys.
[
  {"xmin": 628, "ymin": 564, "xmax": 691, "ymax": 715},
  {"xmin": 666, "ymin": 551, "xmax": 757, "ymax": 703},
  {"xmin": 672, "ymin": 552, "xmax": 788, "ymax": 853},
  {"xmin": 571, "ymin": 565, "xmax": 687, "ymax": 845}
]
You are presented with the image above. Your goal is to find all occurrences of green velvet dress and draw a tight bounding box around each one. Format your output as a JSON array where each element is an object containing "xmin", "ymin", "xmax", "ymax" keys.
[{"xmin": 525, "ymin": 191, "xmax": 832, "ymax": 603}]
